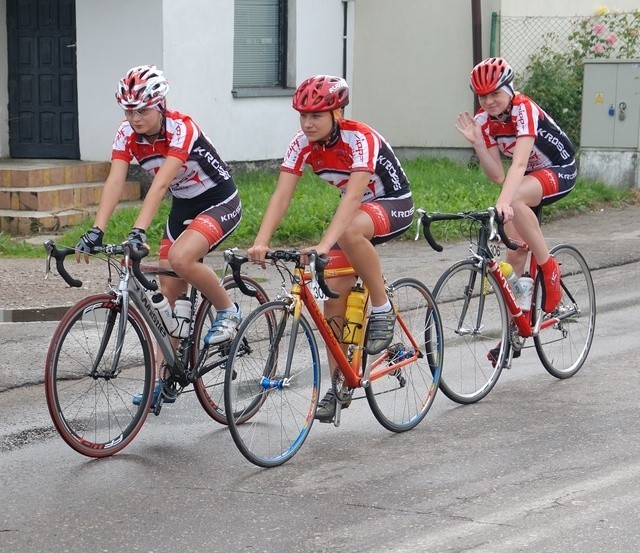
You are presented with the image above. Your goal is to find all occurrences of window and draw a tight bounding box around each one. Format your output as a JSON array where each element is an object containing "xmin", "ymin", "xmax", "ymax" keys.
[{"xmin": 233, "ymin": 0, "xmax": 288, "ymax": 95}]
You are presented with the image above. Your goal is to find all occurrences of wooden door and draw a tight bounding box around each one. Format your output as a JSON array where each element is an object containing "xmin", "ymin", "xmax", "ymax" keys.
[{"xmin": 7, "ymin": 0, "xmax": 79, "ymax": 159}]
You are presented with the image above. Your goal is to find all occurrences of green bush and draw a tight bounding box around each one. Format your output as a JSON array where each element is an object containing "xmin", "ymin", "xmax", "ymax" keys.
[
  {"xmin": 521, "ymin": 49, "xmax": 583, "ymax": 147},
  {"xmin": 521, "ymin": 7, "xmax": 640, "ymax": 148}
]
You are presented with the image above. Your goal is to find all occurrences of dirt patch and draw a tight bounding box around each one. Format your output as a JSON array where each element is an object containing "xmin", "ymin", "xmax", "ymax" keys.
[{"xmin": 1, "ymin": 256, "xmax": 114, "ymax": 311}]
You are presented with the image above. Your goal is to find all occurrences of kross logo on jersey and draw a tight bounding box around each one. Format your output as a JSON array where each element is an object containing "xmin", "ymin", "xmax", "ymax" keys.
[
  {"xmin": 193, "ymin": 146, "xmax": 231, "ymax": 179},
  {"xmin": 539, "ymin": 130, "xmax": 571, "ymax": 161}
]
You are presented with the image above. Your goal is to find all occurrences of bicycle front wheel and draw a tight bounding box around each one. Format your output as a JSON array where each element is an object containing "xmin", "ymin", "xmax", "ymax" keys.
[
  {"xmin": 433, "ymin": 260, "xmax": 509, "ymax": 404},
  {"xmin": 533, "ymin": 245, "xmax": 596, "ymax": 378},
  {"xmin": 225, "ymin": 301, "xmax": 320, "ymax": 468},
  {"xmin": 365, "ymin": 277, "xmax": 443, "ymax": 432},
  {"xmin": 193, "ymin": 274, "xmax": 269, "ymax": 424},
  {"xmin": 44, "ymin": 294, "xmax": 154, "ymax": 457}
]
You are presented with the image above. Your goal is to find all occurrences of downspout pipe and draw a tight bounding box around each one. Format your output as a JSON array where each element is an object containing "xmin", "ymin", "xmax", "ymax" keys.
[
  {"xmin": 471, "ymin": 0, "xmax": 482, "ymax": 113},
  {"xmin": 342, "ymin": 0, "xmax": 348, "ymax": 78}
]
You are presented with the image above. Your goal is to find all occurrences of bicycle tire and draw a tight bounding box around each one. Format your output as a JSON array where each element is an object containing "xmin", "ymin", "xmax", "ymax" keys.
[
  {"xmin": 224, "ymin": 301, "xmax": 320, "ymax": 468},
  {"xmin": 364, "ymin": 277, "xmax": 444, "ymax": 432},
  {"xmin": 44, "ymin": 294, "xmax": 154, "ymax": 457},
  {"xmin": 533, "ymin": 245, "xmax": 596, "ymax": 378},
  {"xmin": 432, "ymin": 260, "xmax": 509, "ymax": 404},
  {"xmin": 193, "ymin": 274, "xmax": 270, "ymax": 424}
]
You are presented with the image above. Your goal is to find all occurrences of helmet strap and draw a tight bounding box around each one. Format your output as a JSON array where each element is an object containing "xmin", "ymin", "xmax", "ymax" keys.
[{"xmin": 319, "ymin": 118, "xmax": 341, "ymax": 148}]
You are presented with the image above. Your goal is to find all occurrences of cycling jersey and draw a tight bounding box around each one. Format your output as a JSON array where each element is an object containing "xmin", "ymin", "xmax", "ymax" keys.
[
  {"xmin": 111, "ymin": 108, "xmax": 235, "ymax": 201},
  {"xmin": 475, "ymin": 94, "xmax": 576, "ymax": 172},
  {"xmin": 281, "ymin": 119, "xmax": 411, "ymax": 201}
]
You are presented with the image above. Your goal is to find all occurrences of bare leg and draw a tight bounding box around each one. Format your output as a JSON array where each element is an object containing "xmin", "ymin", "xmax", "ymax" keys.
[
  {"xmin": 337, "ymin": 210, "xmax": 387, "ymax": 307},
  {"xmin": 167, "ymin": 229, "xmax": 234, "ymax": 310},
  {"xmin": 506, "ymin": 175, "xmax": 549, "ymax": 274}
]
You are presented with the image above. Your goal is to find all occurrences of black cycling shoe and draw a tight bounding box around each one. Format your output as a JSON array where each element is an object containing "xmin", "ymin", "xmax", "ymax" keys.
[
  {"xmin": 487, "ymin": 342, "xmax": 521, "ymax": 369},
  {"xmin": 315, "ymin": 388, "xmax": 352, "ymax": 422},
  {"xmin": 365, "ymin": 309, "xmax": 396, "ymax": 355}
]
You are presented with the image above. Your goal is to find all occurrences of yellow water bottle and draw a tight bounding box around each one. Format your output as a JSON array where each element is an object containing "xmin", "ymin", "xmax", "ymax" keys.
[
  {"xmin": 499, "ymin": 261, "xmax": 520, "ymax": 296},
  {"xmin": 342, "ymin": 284, "xmax": 366, "ymax": 344}
]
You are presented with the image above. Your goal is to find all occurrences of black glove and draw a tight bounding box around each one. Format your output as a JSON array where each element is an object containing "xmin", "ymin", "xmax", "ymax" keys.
[
  {"xmin": 127, "ymin": 227, "xmax": 147, "ymax": 247},
  {"xmin": 76, "ymin": 226, "xmax": 104, "ymax": 254}
]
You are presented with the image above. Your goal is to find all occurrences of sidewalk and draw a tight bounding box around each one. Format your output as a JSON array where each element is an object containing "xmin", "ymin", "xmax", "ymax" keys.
[{"xmin": 2, "ymin": 203, "xmax": 640, "ymax": 391}]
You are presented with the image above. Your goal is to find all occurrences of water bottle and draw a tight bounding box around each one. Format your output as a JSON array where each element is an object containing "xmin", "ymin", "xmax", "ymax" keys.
[
  {"xmin": 342, "ymin": 284, "xmax": 366, "ymax": 344},
  {"xmin": 499, "ymin": 261, "xmax": 521, "ymax": 299},
  {"xmin": 516, "ymin": 274, "xmax": 534, "ymax": 311},
  {"xmin": 173, "ymin": 293, "xmax": 192, "ymax": 338},
  {"xmin": 150, "ymin": 292, "xmax": 180, "ymax": 336}
]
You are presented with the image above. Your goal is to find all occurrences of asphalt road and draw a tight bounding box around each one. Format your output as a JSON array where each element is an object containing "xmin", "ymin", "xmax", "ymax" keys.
[{"xmin": 2, "ymin": 204, "xmax": 640, "ymax": 552}]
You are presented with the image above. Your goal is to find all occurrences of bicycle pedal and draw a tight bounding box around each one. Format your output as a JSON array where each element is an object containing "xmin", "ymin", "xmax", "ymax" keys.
[{"xmin": 152, "ymin": 399, "xmax": 163, "ymax": 416}]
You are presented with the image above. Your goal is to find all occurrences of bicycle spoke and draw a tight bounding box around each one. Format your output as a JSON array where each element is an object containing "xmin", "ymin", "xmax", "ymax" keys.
[
  {"xmin": 45, "ymin": 295, "xmax": 153, "ymax": 457},
  {"xmin": 365, "ymin": 277, "xmax": 443, "ymax": 432}
]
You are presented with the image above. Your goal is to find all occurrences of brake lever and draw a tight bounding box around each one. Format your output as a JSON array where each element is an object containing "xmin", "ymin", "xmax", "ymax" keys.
[{"xmin": 414, "ymin": 208, "xmax": 425, "ymax": 241}]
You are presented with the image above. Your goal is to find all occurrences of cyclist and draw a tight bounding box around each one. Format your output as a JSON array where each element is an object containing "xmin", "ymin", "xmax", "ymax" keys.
[
  {"xmin": 247, "ymin": 75, "xmax": 414, "ymax": 421},
  {"xmin": 455, "ymin": 57, "xmax": 577, "ymax": 366},
  {"xmin": 75, "ymin": 64, "xmax": 243, "ymax": 406}
]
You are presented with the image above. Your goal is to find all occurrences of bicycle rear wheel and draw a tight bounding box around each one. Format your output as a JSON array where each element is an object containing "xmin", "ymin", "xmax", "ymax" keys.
[
  {"xmin": 193, "ymin": 275, "xmax": 269, "ymax": 424},
  {"xmin": 432, "ymin": 260, "xmax": 509, "ymax": 404},
  {"xmin": 45, "ymin": 294, "xmax": 154, "ymax": 457},
  {"xmin": 365, "ymin": 277, "xmax": 443, "ymax": 432},
  {"xmin": 533, "ymin": 245, "xmax": 596, "ymax": 378},
  {"xmin": 225, "ymin": 301, "xmax": 320, "ymax": 468}
]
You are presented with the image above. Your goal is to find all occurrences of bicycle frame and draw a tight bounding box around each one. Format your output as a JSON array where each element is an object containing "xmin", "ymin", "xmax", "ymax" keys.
[
  {"xmin": 484, "ymin": 237, "xmax": 579, "ymax": 340},
  {"xmin": 294, "ymin": 265, "xmax": 423, "ymax": 390},
  {"xmin": 419, "ymin": 208, "xmax": 578, "ymax": 341},
  {"xmin": 90, "ymin": 253, "xmax": 194, "ymax": 383}
]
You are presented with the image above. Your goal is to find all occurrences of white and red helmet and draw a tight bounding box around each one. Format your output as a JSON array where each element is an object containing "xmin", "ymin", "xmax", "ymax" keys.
[
  {"xmin": 292, "ymin": 75, "xmax": 349, "ymax": 113},
  {"xmin": 469, "ymin": 58, "xmax": 514, "ymax": 96},
  {"xmin": 116, "ymin": 65, "xmax": 169, "ymax": 110}
]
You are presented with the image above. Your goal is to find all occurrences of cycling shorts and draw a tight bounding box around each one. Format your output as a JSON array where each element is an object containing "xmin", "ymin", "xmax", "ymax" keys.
[
  {"xmin": 528, "ymin": 160, "xmax": 577, "ymax": 206},
  {"xmin": 326, "ymin": 196, "xmax": 414, "ymax": 269},
  {"xmin": 158, "ymin": 189, "xmax": 242, "ymax": 260}
]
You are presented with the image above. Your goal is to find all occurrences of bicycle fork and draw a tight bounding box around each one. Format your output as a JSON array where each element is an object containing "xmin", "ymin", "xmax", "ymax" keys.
[{"xmin": 260, "ymin": 304, "xmax": 294, "ymax": 391}]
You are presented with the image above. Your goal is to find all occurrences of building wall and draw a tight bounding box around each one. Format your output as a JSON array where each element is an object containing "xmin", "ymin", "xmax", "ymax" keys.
[
  {"xmin": 76, "ymin": 1, "xmax": 163, "ymax": 161},
  {"xmin": 2, "ymin": 0, "xmax": 638, "ymax": 162},
  {"xmin": 350, "ymin": 0, "xmax": 499, "ymax": 154},
  {"xmin": 76, "ymin": 0, "xmax": 345, "ymax": 162},
  {"xmin": 350, "ymin": 0, "xmax": 639, "ymax": 157}
]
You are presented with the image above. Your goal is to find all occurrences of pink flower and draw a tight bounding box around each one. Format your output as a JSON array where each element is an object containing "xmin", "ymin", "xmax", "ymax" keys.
[
  {"xmin": 606, "ymin": 33, "xmax": 618, "ymax": 44},
  {"xmin": 594, "ymin": 43, "xmax": 605, "ymax": 54},
  {"xmin": 593, "ymin": 22, "xmax": 605, "ymax": 34}
]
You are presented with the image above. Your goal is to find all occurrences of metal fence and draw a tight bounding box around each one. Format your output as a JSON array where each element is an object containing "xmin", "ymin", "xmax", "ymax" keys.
[{"xmin": 493, "ymin": 11, "xmax": 640, "ymax": 85}]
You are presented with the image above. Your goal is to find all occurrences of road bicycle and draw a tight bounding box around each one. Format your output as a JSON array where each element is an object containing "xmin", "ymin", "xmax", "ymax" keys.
[
  {"xmin": 416, "ymin": 207, "xmax": 596, "ymax": 404},
  {"xmin": 221, "ymin": 248, "xmax": 444, "ymax": 467},
  {"xmin": 43, "ymin": 239, "xmax": 268, "ymax": 457}
]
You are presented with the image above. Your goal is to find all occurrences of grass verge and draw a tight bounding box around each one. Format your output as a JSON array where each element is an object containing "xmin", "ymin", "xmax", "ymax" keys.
[{"xmin": 1, "ymin": 156, "xmax": 636, "ymax": 258}]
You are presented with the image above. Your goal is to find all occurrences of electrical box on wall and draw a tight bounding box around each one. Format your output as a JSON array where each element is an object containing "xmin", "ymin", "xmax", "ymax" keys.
[
  {"xmin": 581, "ymin": 60, "xmax": 640, "ymax": 148},
  {"xmin": 580, "ymin": 59, "xmax": 640, "ymax": 187}
]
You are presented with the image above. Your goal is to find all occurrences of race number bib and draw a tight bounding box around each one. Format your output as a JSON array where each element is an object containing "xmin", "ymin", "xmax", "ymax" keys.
[{"xmin": 310, "ymin": 276, "xmax": 328, "ymax": 302}]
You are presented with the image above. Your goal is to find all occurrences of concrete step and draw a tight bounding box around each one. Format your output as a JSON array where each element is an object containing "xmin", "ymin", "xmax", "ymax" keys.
[
  {"xmin": 0, "ymin": 159, "xmax": 146, "ymax": 236},
  {"xmin": 0, "ymin": 181, "xmax": 140, "ymax": 212},
  {"xmin": 0, "ymin": 160, "xmax": 111, "ymax": 188},
  {"xmin": 0, "ymin": 200, "xmax": 142, "ymax": 235}
]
